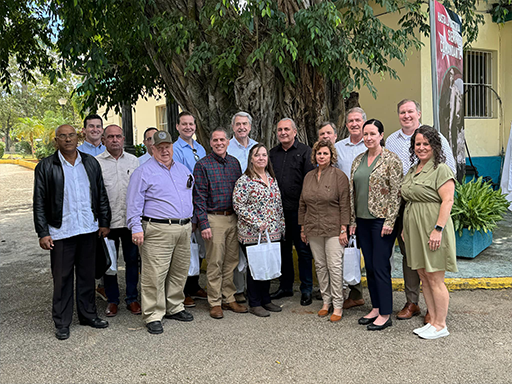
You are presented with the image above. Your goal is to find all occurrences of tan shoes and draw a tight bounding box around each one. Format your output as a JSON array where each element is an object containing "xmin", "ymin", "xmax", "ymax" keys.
[
  {"xmin": 222, "ymin": 301, "xmax": 248, "ymax": 313},
  {"xmin": 210, "ymin": 306, "xmax": 224, "ymax": 319},
  {"xmin": 397, "ymin": 302, "xmax": 421, "ymax": 320}
]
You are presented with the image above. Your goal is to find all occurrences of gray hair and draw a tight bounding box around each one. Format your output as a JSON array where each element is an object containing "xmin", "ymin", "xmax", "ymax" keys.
[
  {"xmin": 346, "ymin": 107, "xmax": 367, "ymax": 122},
  {"xmin": 55, "ymin": 124, "xmax": 76, "ymax": 136},
  {"xmin": 277, "ymin": 118, "xmax": 297, "ymax": 131},
  {"xmin": 397, "ymin": 99, "xmax": 421, "ymax": 114},
  {"xmin": 231, "ymin": 112, "xmax": 253, "ymax": 127},
  {"xmin": 318, "ymin": 121, "xmax": 337, "ymax": 132},
  {"xmin": 103, "ymin": 124, "xmax": 123, "ymax": 136},
  {"xmin": 210, "ymin": 127, "xmax": 230, "ymax": 140}
]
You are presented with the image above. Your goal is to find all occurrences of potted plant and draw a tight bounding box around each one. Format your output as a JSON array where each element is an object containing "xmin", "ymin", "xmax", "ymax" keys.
[{"xmin": 451, "ymin": 177, "xmax": 510, "ymax": 258}]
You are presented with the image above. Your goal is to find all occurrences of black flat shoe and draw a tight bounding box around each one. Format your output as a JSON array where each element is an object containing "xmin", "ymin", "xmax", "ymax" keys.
[
  {"xmin": 79, "ymin": 317, "xmax": 109, "ymax": 328},
  {"xmin": 367, "ymin": 318, "xmax": 392, "ymax": 331},
  {"xmin": 146, "ymin": 321, "xmax": 163, "ymax": 334},
  {"xmin": 270, "ymin": 289, "xmax": 293, "ymax": 300},
  {"xmin": 164, "ymin": 310, "xmax": 194, "ymax": 322},
  {"xmin": 358, "ymin": 316, "xmax": 378, "ymax": 325},
  {"xmin": 55, "ymin": 327, "xmax": 70, "ymax": 340},
  {"xmin": 300, "ymin": 292, "xmax": 312, "ymax": 306}
]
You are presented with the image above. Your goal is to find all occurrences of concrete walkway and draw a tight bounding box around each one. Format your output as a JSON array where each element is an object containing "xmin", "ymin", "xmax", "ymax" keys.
[{"xmin": 1, "ymin": 163, "xmax": 511, "ymax": 384}]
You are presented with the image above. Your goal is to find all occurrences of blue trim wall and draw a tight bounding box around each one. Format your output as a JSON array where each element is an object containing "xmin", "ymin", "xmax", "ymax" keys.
[{"xmin": 465, "ymin": 156, "xmax": 503, "ymax": 186}]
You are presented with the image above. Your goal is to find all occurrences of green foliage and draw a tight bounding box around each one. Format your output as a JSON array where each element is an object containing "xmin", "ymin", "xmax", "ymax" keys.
[
  {"xmin": 134, "ymin": 143, "xmax": 147, "ymax": 158},
  {"xmin": 15, "ymin": 140, "xmax": 32, "ymax": 155},
  {"xmin": 0, "ymin": 142, "xmax": 4, "ymax": 158},
  {"xmin": 451, "ymin": 177, "xmax": 510, "ymax": 236},
  {"xmin": 35, "ymin": 141, "xmax": 56, "ymax": 160}
]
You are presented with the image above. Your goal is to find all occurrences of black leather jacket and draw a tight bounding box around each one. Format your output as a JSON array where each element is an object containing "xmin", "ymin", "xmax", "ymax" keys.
[{"xmin": 33, "ymin": 151, "xmax": 111, "ymax": 238}]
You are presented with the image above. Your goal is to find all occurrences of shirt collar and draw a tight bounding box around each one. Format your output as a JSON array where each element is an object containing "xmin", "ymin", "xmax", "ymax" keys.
[
  {"xmin": 415, "ymin": 158, "xmax": 435, "ymax": 174},
  {"xmin": 176, "ymin": 137, "xmax": 194, "ymax": 149},
  {"xmin": 211, "ymin": 152, "xmax": 228, "ymax": 164},
  {"xmin": 231, "ymin": 137, "xmax": 256, "ymax": 149},
  {"xmin": 279, "ymin": 138, "xmax": 299, "ymax": 151},
  {"xmin": 344, "ymin": 137, "xmax": 364, "ymax": 146},
  {"xmin": 58, "ymin": 150, "xmax": 82, "ymax": 167},
  {"xmin": 82, "ymin": 140, "xmax": 104, "ymax": 149}
]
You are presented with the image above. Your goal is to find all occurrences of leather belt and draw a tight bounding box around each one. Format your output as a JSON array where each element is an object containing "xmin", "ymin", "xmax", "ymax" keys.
[
  {"xmin": 207, "ymin": 210, "xmax": 234, "ymax": 216},
  {"xmin": 142, "ymin": 216, "xmax": 191, "ymax": 225}
]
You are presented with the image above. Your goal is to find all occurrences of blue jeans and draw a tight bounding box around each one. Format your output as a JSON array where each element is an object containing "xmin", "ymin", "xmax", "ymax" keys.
[
  {"xmin": 104, "ymin": 228, "xmax": 139, "ymax": 305},
  {"xmin": 356, "ymin": 218, "xmax": 397, "ymax": 315},
  {"xmin": 279, "ymin": 209, "xmax": 313, "ymax": 294}
]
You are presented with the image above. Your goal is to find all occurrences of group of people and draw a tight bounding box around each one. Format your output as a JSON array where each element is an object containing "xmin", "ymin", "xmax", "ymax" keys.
[{"xmin": 33, "ymin": 99, "xmax": 458, "ymax": 341}]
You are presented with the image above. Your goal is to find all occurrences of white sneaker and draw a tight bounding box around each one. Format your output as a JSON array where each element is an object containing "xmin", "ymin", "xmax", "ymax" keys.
[
  {"xmin": 419, "ymin": 326, "xmax": 450, "ymax": 339},
  {"xmin": 413, "ymin": 323, "xmax": 432, "ymax": 335}
]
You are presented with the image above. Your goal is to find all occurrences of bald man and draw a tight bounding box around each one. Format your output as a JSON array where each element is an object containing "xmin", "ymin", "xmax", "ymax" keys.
[{"xmin": 34, "ymin": 124, "xmax": 111, "ymax": 340}]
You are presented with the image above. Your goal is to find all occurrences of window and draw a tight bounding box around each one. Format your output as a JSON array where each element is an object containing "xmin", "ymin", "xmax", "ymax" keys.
[
  {"xmin": 156, "ymin": 105, "xmax": 167, "ymax": 131},
  {"xmin": 463, "ymin": 50, "xmax": 495, "ymax": 118}
]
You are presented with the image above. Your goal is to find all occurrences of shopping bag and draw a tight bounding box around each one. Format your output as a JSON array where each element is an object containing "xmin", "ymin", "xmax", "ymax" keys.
[
  {"xmin": 104, "ymin": 238, "xmax": 117, "ymax": 276},
  {"xmin": 237, "ymin": 246, "xmax": 247, "ymax": 273},
  {"xmin": 343, "ymin": 235, "xmax": 361, "ymax": 285},
  {"xmin": 246, "ymin": 230, "xmax": 281, "ymax": 281},
  {"xmin": 188, "ymin": 233, "xmax": 200, "ymax": 276},
  {"xmin": 95, "ymin": 236, "xmax": 114, "ymax": 278}
]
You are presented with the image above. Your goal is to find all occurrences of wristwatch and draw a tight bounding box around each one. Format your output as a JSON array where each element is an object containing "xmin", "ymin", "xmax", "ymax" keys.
[
  {"xmin": 434, "ymin": 225, "xmax": 444, "ymax": 232},
  {"xmin": 340, "ymin": 229, "xmax": 346, "ymax": 234}
]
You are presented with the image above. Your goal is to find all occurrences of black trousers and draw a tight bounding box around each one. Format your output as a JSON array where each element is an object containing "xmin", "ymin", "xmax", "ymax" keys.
[
  {"xmin": 240, "ymin": 243, "xmax": 271, "ymax": 307},
  {"xmin": 356, "ymin": 218, "xmax": 397, "ymax": 315},
  {"xmin": 50, "ymin": 232, "xmax": 98, "ymax": 329}
]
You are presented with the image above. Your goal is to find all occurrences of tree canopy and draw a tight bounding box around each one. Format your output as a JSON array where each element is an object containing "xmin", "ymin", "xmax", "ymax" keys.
[{"xmin": 2, "ymin": 0, "xmax": 503, "ymax": 146}]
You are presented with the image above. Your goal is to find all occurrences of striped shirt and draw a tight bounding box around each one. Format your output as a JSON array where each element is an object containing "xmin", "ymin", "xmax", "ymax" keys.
[
  {"xmin": 386, "ymin": 128, "xmax": 457, "ymax": 176},
  {"xmin": 193, "ymin": 152, "xmax": 242, "ymax": 230}
]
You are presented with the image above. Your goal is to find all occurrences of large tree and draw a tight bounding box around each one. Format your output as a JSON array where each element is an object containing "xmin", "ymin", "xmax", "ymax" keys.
[{"xmin": 3, "ymin": 0, "xmax": 499, "ymax": 146}]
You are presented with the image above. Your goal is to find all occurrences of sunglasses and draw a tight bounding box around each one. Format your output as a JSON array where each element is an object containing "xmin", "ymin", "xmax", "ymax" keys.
[{"xmin": 192, "ymin": 148, "xmax": 200, "ymax": 162}]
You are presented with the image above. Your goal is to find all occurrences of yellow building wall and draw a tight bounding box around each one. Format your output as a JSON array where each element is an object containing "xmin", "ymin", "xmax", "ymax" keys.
[{"xmin": 99, "ymin": 95, "xmax": 167, "ymax": 145}]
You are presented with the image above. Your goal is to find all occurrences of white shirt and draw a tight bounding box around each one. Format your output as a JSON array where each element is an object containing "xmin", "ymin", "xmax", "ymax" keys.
[
  {"xmin": 227, "ymin": 137, "xmax": 258, "ymax": 172},
  {"xmin": 138, "ymin": 152, "xmax": 152, "ymax": 165},
  {"xmin": 386, "ymin": 128, "xmax": 457, "ymax": 176},
  {"xmin": 334, "ymin": 137, "xmax": 367, "ymax": 178},
  {"xmin": 49, "ymin": 151, "xmax": 99, "ymax": 240},
  {"xmin": 96, "ymin": 150, "xmax": 140, "ymax": 229}
]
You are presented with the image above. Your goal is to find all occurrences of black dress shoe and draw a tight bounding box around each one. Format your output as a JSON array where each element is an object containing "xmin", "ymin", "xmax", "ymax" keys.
[
  {"xmin": 146, "ymin": 321, "xmax": 163, "ymax": 334},
  {"xmin": 270, "ymin": 289, "xmax": 293, "ymax": 300},
  {"xmin": 300, "ymin": 292, "xmax": 312, "ymax": 306},
  {"xmin": 367, "ymin": 318, "xmax": 392, "ymax": 331},
  {"xmin": 55, "ymin": 327, "xmax": 70, "ymax": 340},
  {"xmin": 79, "ymin": 317, "xmax": 109, "ymax": 328},
  {"xmin": 358, "ymin": 316, "xmax": 378, "ymax": 325},
  {"xmin": 164, "ymin": 310, "xmax": 194, "ymax": 322}
]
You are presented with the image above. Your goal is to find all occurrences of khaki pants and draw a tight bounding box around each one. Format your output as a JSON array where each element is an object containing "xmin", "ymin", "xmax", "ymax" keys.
[
  {"xmin": 309, "ymin": 236, "xmax": 345, "ymax": 309},
  {"xmin": 140, "ymin": 221, "xmax": 191, "ymax": 324},
  {"xmin": 204, "ymin": 214, "xmax": 239, "ymax": 306}
]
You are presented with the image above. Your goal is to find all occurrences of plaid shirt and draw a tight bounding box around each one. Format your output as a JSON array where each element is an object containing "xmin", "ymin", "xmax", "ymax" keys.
[{"xmin": 193, "ymin": 152, "xmax": 242, "ymax": 230}]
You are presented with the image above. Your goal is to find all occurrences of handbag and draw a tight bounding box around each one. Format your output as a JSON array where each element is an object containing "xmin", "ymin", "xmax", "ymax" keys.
[
  {"xmin": 188, "ymin": 232, "xmax": 200, "ymax": 276},
  {"xmin": 343, "ymin": 235, "xmax": 361, "ymax": 285},
  {"xmin": 95, "ymin": 236, "xmax": 112, "ymax": 279},
  {"xmin": 246, "ymin": 230, "xmax": 282, "ymax": 281},
  {"xmin": 104, "ymin": 238, "xmax": 117, "ymax": 276}
]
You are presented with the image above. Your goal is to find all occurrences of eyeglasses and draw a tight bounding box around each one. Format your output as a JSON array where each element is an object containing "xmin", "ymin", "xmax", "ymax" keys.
[
  {"xmin": 192, "ymin": 148, "xmax": 200, "ymax": 162},
  {"xmin": 187, "ymin": 174, "xmax": 193, "ymax": 188},
  {"xmin": 57, "ymin": 133, "xmax": 77, "ymax": 140}
]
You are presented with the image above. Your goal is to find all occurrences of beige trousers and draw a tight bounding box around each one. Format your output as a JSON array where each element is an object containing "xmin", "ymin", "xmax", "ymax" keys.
[
  {"xmin": 309, "ymin": 236, "xmax": 345, "ymax": 309},
  {"xmin": 204, "ymin": 214, "xmax": 239, "ymax": 306},
  {"xmin": 140, "ymin": 221, "xmax": 191, "ymax": 323}
]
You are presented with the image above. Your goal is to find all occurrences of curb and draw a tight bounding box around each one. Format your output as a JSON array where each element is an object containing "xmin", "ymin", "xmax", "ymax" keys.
[
  {"xmin": 388, "ymin": 277, "xmax": 512, "ymax": 291},
  {"xmin": 0, "ymin": 159, "xmax": 37, "ymax": 170}
]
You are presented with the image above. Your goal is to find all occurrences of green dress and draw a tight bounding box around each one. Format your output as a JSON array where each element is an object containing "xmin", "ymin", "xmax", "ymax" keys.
[{"xmin": 401, "ymin": 159, "xmax": 458, "ymax": 272}]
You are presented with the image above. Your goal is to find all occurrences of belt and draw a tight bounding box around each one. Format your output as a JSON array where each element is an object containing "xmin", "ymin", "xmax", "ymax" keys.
[
  {"xmin": 207, "ymin": 210, "xmax": 234, "ymax": 216},
  {"xmin": 142, "ymin": 216, "xmax": 191, "ymax": 225}
]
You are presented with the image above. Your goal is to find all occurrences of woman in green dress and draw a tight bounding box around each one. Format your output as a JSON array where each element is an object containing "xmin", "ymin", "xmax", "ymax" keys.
[{"xmin": 401, "ymin": 125, "xmax": 457, "ymax": 340}]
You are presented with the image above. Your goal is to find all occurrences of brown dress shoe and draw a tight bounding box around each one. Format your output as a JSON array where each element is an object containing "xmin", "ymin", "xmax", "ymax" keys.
[
  {"xmin": 330, "ymin": 312, "xmax": 342, "ymax": 322},
  {"xmin": 397, "ymin": 302, "xmax": 421, "ymax": 320},
  {"xmin": 210, "ymin": 306, "xmax": 224, "ymax": 319},
  {"xmin": 342, "ymin": 298, "xmax": 365, "ymax": 309},
  {"xmin": 222, "ymin": 301, "xmax": 248, "ymax": 313},
  {"xmin": 318, "ymin": 308, "xmax": 330, "ymax": 317},
  {"xmin": 105, "ymin": 303, "xmax": 118, "ymax": 317},
  {"xmin": 191, "ymin": 288, "xmax": 207, "ymax": 299},
  {"xmin": 184, "ymin": 296, "xmax": 196, "ymax": 308},
  {"xmin": 127, "ymin": 301, "xmax": 142, "ymax": 315},
  {"xmin": 424, "ymin": 310, "xmax": 431, "ymax": 325}
]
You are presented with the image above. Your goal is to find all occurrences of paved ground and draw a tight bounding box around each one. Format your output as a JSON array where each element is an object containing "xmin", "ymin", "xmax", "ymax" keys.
[{"xmin": 1, "ymin": 163, "xmax": 511, "ymax": 384}]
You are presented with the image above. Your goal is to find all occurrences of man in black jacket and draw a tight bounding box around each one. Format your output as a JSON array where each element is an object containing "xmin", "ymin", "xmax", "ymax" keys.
[{"xmin": 33, "ymin": 124, "xmax": 111, "ymax": 340}]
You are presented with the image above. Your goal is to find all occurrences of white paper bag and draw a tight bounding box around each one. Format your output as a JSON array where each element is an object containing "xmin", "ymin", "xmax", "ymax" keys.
[
  {"xmin": 246, "ymin": 230, "xmax": 282, "ymax": 281},
  {"xmin": 188, "ymin": 233, "xmax": 200, "ymax": 276},
  {"xmin": 343, "ymin": 235, "xmax": 361, "ymax": 285},
  {"xmin": 104, "ymin": 238, "xmax": 117, "ymax": 276}
]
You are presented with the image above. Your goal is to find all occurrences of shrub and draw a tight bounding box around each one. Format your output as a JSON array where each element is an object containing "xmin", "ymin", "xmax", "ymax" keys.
[
  {"xmin": 135, "ymin": 143, "xmax": 147, "ymax": 157},
  {"xmin": 0, "ymin": 142, "xmax": 4, "ymax": 158},
  {"xmin": 15, "ymin": 141, "xmax": 32, "ymax": 155},
  {"xmin": 35, "ymin": 142, "xmax": 56, "ymax": 160}
]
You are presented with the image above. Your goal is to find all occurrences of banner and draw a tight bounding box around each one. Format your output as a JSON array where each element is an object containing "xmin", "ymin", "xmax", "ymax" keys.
[{"xmin": 434, "ymin": 0, "xmax": 465, "ymax": 180}]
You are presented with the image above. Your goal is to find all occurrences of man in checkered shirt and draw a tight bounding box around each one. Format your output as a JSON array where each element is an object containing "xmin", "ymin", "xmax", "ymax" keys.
[{"xmin": 386, "ymin": 99, "xmax": 456, "ymax": 324}]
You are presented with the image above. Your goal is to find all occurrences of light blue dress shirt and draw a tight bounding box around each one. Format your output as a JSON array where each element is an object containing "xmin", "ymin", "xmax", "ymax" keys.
[
  {"xmin": 77, "ymin": 141, "xmax": 105, "ymax": 156},
  {"xmin": 334, "ymin": 137, "xmax": 367, "ymax": 178},
  {"xmin": 227, "ymin": 137, "xmax": 258, "ymax": 172},
  {"xmin": 173, "ymin": 137, "xmax": 206, "ymax": 172},
  {"xmin": 138, "ymin": 152, "xmax": 152, "ymax": 165},
  {"xmin": 49, "ymin": 151, "xmax": 99, "ymax": 240}
]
